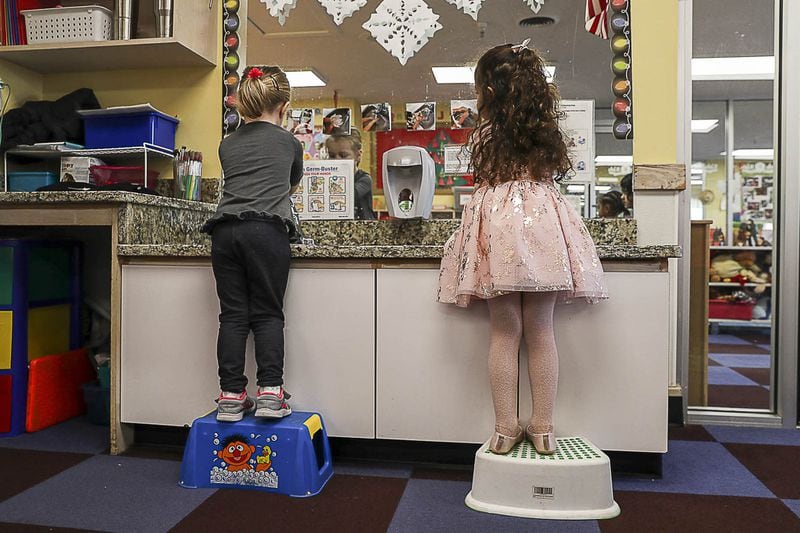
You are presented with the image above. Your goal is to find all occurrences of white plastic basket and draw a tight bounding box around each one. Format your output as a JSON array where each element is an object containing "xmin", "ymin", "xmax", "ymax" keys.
[{"xmin": 21, "ymin": 5, "xmax": 112, "ymax": 44}]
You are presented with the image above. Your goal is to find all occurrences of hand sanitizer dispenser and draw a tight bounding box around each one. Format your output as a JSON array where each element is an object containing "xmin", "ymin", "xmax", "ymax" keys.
[{"xmin": 383, "ymin": 146, "xmax": 436, "ymax": 219}]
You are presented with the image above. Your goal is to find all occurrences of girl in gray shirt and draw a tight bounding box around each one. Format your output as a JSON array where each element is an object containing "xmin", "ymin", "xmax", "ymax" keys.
[{"xmin": 203, "ymin": 65, "xmax": 302, "ymax": 422}]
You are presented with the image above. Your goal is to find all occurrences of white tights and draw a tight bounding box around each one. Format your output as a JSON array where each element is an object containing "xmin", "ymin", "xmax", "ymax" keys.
[{"xmin": 487, "ymin": 292, "xmax": 558, "ymax": 436}]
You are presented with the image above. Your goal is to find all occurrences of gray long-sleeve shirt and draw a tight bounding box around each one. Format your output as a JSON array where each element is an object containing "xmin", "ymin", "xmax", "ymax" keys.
[{"xmin": 203, "ymin": 121, "xmax": 303, "ymax": 233}]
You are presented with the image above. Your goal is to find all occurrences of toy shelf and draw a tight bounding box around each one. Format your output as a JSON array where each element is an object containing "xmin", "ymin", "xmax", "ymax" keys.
[
  {"xmin": 709, "ymin": 282, "xmax": 772, "ymax": 288},
  {"xmin": 710, "ymin": 246, "xmax": 773, "ymax": 251},
  {"xmin": 708, "ymin": 318, "xmax": 771, "ymax": 327}
]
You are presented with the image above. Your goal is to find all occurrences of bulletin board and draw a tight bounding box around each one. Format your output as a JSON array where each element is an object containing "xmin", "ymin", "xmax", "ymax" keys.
[{"xmin": 376, "ymin": 128, "xmax": 474, "ymax": 189}]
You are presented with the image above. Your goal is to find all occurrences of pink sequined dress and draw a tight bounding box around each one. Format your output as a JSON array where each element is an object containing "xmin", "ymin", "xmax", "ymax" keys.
[{"xmin": 437, "ymin": 178, "xmax": 608, "ymax": 307}]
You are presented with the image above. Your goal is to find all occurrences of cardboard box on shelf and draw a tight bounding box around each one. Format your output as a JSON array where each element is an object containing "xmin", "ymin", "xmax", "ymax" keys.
[{"xmin": 60, "ymin": 157, "xmax": 105, "ymax": 184}]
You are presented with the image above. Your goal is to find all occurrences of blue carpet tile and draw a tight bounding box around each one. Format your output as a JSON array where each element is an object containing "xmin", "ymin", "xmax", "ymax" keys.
[
  {"xmin": 389, "ymin": 478, "xmax": 601, "ymax": 533},
  {"xmin": 1, "ymin": 423, "xmax": 800, "ymax": 531},
  {"xmin": 612, "ymin": 440, "xmax": 773, "ymax": 497},
  {"xmin": 707, "ymin": 366, "xmax": 760, "ymax": 386},
  {"xmin": 0, "ymin": 456, "xmax": 215, "ymax": 532},
  {"xmin": 0, "ymin": 415, "xmax": 108, "ymax": 454}
]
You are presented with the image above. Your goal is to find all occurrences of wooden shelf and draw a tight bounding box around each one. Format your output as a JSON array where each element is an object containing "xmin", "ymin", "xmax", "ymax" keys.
[
  {"xmin": 710, "ymin": 246, "xmax": 772, "ymax": 251},
  {"xmin": 0, "ymin": 38, "xmax": 215, "ymax": 73},
  {"xmin": 709, "ymin": 318, "xmax": 771, "ymax": 327},
  {"xmin": 709, "ymin": 282, "xmax": 772, "ymax": 288}
]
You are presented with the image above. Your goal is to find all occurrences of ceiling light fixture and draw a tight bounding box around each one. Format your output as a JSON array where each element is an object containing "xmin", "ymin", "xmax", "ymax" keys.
[
  {"xmin": 692, "ymin": 56, "xmax": 775, "ymax": 81},
  {"xmin": 285, "ymin": 70, "xmax": 327, "ymax": 87},
  {"xmin": 691, "ymin": 119, "xmax": 719, "ymax": 134},
  {"xmin": 595, "ymin": 155, "xmax": 633, "ymax": 166},
  {"xmin": 432, "ymin": 65, "xmax": 555, "ymax": 84}
]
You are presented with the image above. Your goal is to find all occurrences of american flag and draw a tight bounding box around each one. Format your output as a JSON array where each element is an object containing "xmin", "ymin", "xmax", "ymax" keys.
[{"xmin": 585, "ymin": 0, "xmax": 609, "ymax": 39}]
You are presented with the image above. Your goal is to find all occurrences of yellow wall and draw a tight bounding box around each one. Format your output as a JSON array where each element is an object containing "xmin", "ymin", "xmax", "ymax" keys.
[
  {"xmin": 0, "ymin": 60, "xmax": 43, "ymax": 108},
  {"xmin": 43, "ymin": 63, "xmax": 222, "ymax": 177},
  {"xmin": 697, "ymin": 160, "xmax": 726, "ymax": 230},
  {"xmin": 632, "ymin": 0, "xmax": 678, "ymax": 164}
]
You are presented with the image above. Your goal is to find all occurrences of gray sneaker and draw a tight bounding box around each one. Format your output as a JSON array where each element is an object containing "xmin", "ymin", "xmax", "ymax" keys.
[
  {"xmin": 216, "ymin": 391, "xmax": 255, "ymax": 422},
  {"xmin": 255, "ymin": 387, "xmax": 292, "ymax": 418}
]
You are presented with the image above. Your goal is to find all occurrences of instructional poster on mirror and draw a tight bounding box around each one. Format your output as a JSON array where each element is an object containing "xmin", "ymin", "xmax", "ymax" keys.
[
  {"xmin": 292, "ymin": 160, "xmax": 354, "ymax": 220},
  {"xmin": 560, "ymin": 100, "xmax": 596, "ymax": 182}
]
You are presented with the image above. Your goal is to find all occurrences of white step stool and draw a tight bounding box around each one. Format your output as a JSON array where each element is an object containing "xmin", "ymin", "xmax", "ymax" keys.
[{"xmin": 465, "ymin": 437, "xmax": 620, "ymax": 520}]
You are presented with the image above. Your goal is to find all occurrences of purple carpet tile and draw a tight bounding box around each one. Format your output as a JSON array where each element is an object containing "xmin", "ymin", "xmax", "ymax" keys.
[
  {"xmin": 783, "ymin": 499, "xmax": 800, "ymax": 519},
  {"xmin": 709, "ymin": 354, "xmax": 771, "ymax": 368},
  {"xmin": 707, "ymin": 366, "xmax": 760, "ymax": 386},
  {"xmin": 705, "ymin": 426, "xmax": 800, "ymax": 446},
  {"xmin": 388, "ymin": 478, "xmax": 602, "ymax": 533},
  {"xmin": 708, "ymin": 334, "xmax": 752, "ymax": 345},
  {"xmin": 0, "ymin": 455, "xmax": 215, "ymax": 532},
  {"xmin": 612, "ymin": 441, "xmax": 773, "ymax": 497},
  {"xmin": 0, "ymin": 417, "xmax": 109, "ymax": 455}
]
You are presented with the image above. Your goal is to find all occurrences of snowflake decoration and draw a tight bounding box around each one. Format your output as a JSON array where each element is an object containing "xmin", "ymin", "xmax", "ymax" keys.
[
  {"xmin": 363, "ymin": 0, "xmax": 443, "ymax": 66},
  {"xmin": 318, "ymin": 0, "xmax": 367, "ymax": 25},
  {"xmin": 259, "ymin": 0, "xmax": 298, "ymax": 25},
  {"xmin": 525, "ymin": 0, "xmax": 545, "ymax": 14},
  {"xmin": 445, "ymin": 0, "xmax": 484, "ymax": 21}
]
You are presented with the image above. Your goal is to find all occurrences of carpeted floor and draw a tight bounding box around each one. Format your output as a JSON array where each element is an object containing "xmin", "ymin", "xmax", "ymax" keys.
[
  {"xmin": 1, "ymin": 418, "xmax": 800, "ymax": 532},
  {"xmin": 707, "ymin": 331, "xmax": 772, "ymax": 409}
]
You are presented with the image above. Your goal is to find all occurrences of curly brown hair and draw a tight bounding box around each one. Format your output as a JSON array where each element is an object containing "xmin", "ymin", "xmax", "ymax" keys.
[{"xmin": 469, "ymin": 44, "xmax": 573, "ymax": 185}]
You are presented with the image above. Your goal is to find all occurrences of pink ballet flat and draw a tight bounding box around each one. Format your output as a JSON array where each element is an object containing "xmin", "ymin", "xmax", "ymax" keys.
[
  {"xmin": 489, "ymin": 426, "xmax": 524, "ymax": 454},
  {"xmin": 526, "ymin": 426, "xmax": 557, "ymax": 455}
]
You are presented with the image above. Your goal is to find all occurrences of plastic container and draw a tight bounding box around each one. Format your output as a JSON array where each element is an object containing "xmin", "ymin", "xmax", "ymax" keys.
[
  {"xmin": 81, "ymin": 382, "xmax": 109, "ymax": 426},
  {"xmin": 22, "ymin": 5, "xmax": 112, "ymax": 44},
  {"xmin": 89, "ymin": 165, "xmax": 159, "ymax": 187},
  {"xmin": 466, "ymin": 437, "xmax": 620, "ymax": 519},
  {"xmin": 709, "ymin": 299, "xmax": 755, "ymax": 320},
  {"xmin": 82, "ymin": 110, "xmax": 179, "ymax": 150},
  {"xmin": 7, "ymin": 171, "xmax": 58, "ymax": 192},
  {"xmin": 97, "ymin": 366, "xmax": 111, "ymax": 389}
]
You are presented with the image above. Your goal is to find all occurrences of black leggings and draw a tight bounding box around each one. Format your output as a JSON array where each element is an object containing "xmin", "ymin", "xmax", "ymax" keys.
[{"xmin": 211, "ymin": 219, "xmax": 290, "ymax": 392}]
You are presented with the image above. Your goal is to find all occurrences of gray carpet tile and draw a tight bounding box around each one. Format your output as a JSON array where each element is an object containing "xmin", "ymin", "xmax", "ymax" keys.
[
  {"xmin": 0, "ymin": 416, "xmax": 108, "ymax": 454},
  {"xmin": 0, "ymin": 455, "xmax": 215, "ymax": 533},
  {"xmin": 612, "ymin": 440, "xmax": 773, "ymax": 497}
]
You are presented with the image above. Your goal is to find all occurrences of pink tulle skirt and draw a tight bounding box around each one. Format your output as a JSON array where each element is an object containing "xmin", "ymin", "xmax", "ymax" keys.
[{"xmin": 437, "ymin": 179, "xmax": 608, "ymax": 308}]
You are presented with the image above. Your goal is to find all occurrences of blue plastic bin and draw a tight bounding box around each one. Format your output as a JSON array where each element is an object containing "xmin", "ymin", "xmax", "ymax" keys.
[
  {"xmin": 83, "ymin": 110, "xmax": 179, "ymax": 150},
  {"xmin": 7, "ymin": 172, "xmax": 58, "ymax": 192}
]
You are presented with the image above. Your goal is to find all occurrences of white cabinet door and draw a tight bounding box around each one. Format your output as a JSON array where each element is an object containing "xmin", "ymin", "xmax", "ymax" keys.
[
  {"xmin": 121, "ymin": 265, "xmax": 376, "ymax": 438},
  {"xmin": 376, "ymin": 269, "xmax": 495, "ymax": 443},
  {"xmin": 121, "ymin": 264, "xmax": 222, "ymax": 427},
  {"xmin": 519, "ymin": 271, "xmax": 670, "ymax": 453},
  {"xmin": 377, "ymin": 269, "xmax": 669, "ymax": 452},
  {"xmin": 283, "ymin": 268, "xmax": 375, "ymax": 438}
]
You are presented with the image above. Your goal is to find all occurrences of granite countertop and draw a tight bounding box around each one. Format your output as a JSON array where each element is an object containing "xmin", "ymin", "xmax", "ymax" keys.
[
  {"xmin": 118, "ymin": 243, "xmax": 682, "ymax": 260},
  {"xmin": 0, "ymin": 191, "xmax": 216, "ymax": 211},
  {"xmin": 0, "ymin": 190, "xmax": 682, "ymax": 260}
]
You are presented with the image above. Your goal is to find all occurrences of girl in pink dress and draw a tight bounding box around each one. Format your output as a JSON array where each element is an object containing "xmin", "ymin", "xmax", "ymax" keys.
[{"xmin": 437, "ymin": 41, "xmax": 607, "ymax": 455}]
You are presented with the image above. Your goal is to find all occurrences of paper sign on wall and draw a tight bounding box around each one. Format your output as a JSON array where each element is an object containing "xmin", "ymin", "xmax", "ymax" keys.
[
  {"xmin": 292, "ymin": 160, "xmax": 354, "ymax": 220},
  {"xmin": 444, "ymin": 144, "xmax": 470, "ymax": 174},
  {"xmin": 560, "ymin": 100, "xmax": 595, "ymax": 182}
]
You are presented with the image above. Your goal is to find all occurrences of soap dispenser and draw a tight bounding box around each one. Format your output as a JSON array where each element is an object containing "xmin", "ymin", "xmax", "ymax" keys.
[{"xmin": 382, "ymin": 146, "xmax": 436, "ymax": 219}]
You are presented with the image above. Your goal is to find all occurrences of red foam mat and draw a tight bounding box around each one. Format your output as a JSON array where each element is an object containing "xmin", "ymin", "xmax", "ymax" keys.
[
  {"xmin": 26, "ymin": 348, "xmax": 96, "ymax": 432},
  {"xmin": 0, "ymin": 375, "xmax": 11, "ymax": 433}
]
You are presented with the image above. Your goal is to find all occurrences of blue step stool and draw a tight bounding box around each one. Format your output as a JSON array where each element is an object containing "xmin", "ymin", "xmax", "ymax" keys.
[{"xmin": 179, "ymin": 411, "xmax": 333, "ymax": 497}]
